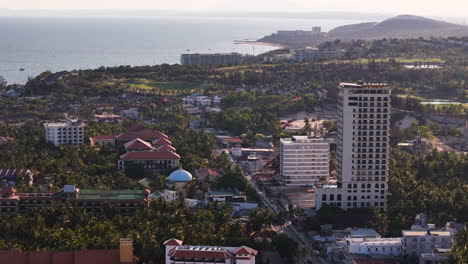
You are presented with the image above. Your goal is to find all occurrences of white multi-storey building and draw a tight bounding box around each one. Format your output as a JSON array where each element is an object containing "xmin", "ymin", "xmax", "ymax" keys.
[
  {"xmin": 280, "ymin": 136, "xmax": 329, "ymax": 186},
  {"xmin": 402, "ymin": 230, "xmax": 452, "ymax": 257},
  {"xmin": 44, "ymin": 121, "xmax": 85, "ymax": 146},
  {"xmin": 347, "ymin": 237, "xmax": 403, "ymax": 257},
  {"xmin": 316, "ymin": 82, "xmax": 391, "ymax": 211}
]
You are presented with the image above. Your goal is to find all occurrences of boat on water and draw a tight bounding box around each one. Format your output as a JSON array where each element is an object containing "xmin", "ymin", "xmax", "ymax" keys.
[{"xmin": 19, "ymin": 68, "xmax": 25, "ymax": 71}]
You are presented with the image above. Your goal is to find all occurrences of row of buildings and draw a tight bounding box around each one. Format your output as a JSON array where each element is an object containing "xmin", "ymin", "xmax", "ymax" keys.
[
  {"xmin": 0, "ymin": 237, "xmax": 257, "ymax": 264},
  {"xmin": 330, "ymin": 214, "xmax": 460, "ymax": 264}
]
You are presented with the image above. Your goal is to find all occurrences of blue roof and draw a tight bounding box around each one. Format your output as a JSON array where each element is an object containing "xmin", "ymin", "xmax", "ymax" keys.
[{"xmin": 168, "ymin": 168, "xmax": 193, "ymax": 182}]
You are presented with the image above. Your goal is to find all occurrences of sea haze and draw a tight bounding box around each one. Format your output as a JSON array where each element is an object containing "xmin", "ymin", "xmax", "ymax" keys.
[{"xmin": 0, "ymin": 15, "xmax": 364, "ymax": 84}]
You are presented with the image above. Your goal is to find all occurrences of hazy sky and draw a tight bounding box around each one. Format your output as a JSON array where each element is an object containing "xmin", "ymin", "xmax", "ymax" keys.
[{"xmin": 1, "ymin": 0, "xmax": 467, "ymax": 17}]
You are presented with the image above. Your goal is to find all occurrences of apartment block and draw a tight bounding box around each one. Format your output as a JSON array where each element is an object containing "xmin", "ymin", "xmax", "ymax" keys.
[
  {"xmin": 280, "ymin": 136, "xmax": 329, "ymax": 186},
  {"xmin": 44, "ymin": 121, "xmax": 85, "ymax": 146}
]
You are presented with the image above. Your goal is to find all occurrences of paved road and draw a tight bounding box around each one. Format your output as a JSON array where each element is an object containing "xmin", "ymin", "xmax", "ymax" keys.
[{"xmin": 247, "ymin": 175, "xmax": 329, "ymax": 264}]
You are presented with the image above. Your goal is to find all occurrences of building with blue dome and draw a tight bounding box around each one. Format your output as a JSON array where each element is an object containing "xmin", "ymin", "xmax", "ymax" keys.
[{"xmin": 167, "ymin": 168, "xmax": 193, "ymax": 189}]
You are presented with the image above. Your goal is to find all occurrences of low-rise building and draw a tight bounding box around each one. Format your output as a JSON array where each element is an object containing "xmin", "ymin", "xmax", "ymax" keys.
[
  {"xmin": 419, "ymin": 249, "xmax": 450, "ymax": 264},
  {"xmin": 44, "ymin": 120, "xmax": 85, "ymax": 146},
  {"xmin": 194, "ymin": 168, "xmax": 221, "ymax": 182},
  {"xmin": 347, "ymin": 237, "xmax": 402, "ymax": 257},
  {"xmin": 93, "ymin": 113, "xmax": 123, "ymax": 123},
  {"xmin": 90, "ymin": 135, "xmax": 115, "ymax": 147},
  {"xmin": 164, "ymin": 238, "xmax": 257, "ymax": 264},
  {"xmin": 148, "ymin": 189, "xmax": 179, "ymax": 202},
  {"xmin": 402, "ymin": 230, "xmax": 452, "ymax": 257}
]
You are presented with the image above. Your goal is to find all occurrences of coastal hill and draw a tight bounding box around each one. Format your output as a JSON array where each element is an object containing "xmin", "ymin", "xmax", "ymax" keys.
[
  {"xmin": 255, "ymin": 15, "xmax": 468, "ymax": 47},
  {"xmin": 328, "ymin": 15, "xmax": 468, "ymax": 40}
]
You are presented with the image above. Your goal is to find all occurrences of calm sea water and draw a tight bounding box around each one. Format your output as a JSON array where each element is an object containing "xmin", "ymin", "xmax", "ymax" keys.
[{"xmin": 0, "ymin": 15, "xmax": 363, "ymax": 84}]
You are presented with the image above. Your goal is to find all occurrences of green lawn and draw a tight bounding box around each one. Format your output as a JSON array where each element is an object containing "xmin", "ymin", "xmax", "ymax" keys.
[{"xmin": 123, "ymin": 79, "xmax": 205, "ymax": 90}]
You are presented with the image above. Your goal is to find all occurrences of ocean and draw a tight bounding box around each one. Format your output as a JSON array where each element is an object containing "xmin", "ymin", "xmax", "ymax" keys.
[{"xmin": 0, "ymin": 15, "xmax": 366, "ymax": 84}]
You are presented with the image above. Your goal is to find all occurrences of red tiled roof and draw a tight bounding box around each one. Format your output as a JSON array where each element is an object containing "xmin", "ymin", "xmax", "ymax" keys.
[
  {"xmin": 163, "ymin": 238, "xmax": 184, "ymax": 246},
  {"xmin": 154, "ymin": 137, "xmax": 172, "ymax": 145},
  {"xmin": 223, "ymin": 138, "xmax": 242, "ymax": 143},
  {"xmin": 91, "ymin": 135, "xmax": 115, "ymax": 140},
  {"xmin": 116, "ymin": 129, "xmax": 168, "ymax": 141},
  {"xmin": 234, "ymin": 246, "xmax": 258, "ymax": 256},
  {"xmin": 124, "ymin": 138, "xmax": 153, "ymax": 150},
  {"xmin": 168, "ymin": 248, "xmax": 233, "ymax": 259},
  {"xmin": 156, "ymin": 144, "xmax": 176, "ymax": 152},
  {"xmin": 120, "ymin": 151, "xmax": 180, "ymax": 161},
  {"xmin": 195, "ymin": 168, "xmax": 221, "ymax": 178}
]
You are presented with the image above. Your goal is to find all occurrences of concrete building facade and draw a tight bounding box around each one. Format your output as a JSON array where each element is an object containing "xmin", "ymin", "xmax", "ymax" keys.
[
  {"xmin": 44, "ymin": 121, "xmax": 85, "ymax": 146},
  {"xmin": 316, "ymin": 82, "xmax": 391, "ymax": 211},
  {"xmin": 280, "ymin": 136, "xmax": 329, "ymax": 186},
  {"xmin": 402, "ymin": 230, "xmax": 452, "ymax": 257}
]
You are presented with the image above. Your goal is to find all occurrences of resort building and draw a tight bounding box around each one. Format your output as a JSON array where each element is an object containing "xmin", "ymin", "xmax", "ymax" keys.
[
  {"xmin": 402, "ymin": 230, "xmax": 452, "ymax": 257},
  {"xmin": 44, "ymin": 120, "xmax": 85, "ymax": 146},
  {"xmin": 316, "ymin": 82, "xmax": 391, "ymax": 211},
  {"xmin": 114, "ymin": 129, "xmax": 168, "ymax": 147},
  {"xmin": 280, "ymin": 136, "xmax": 330, "ymax": 186},
  {"xmin": 118, "ymin": 151, "xmax": 180, "ymax": 172},
  {"xmin": 0, "ymin": 185, "xmax": 148, "ymax": 215},
  {"xmin": 164, "ymin": 238, "xmax": 257, "ymax": 264},
  {"xmin": 180, "ymin": 53, "xmax": 243, "ymax": 66}
]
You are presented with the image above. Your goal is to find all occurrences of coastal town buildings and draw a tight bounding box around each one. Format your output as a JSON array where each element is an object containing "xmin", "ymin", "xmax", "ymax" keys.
[
  {"xmin": 164, "ymin": 238, "xmax": 257, "ymax": 264},
  {"xmin": 180, "ymin": 52, "xmax": 243, "ymax": 66},
  {"xmin": 315, "ymin": 82, "xmax": 391, "ymax": 211},
  {"xmin": 280, "ymin": 136, "xmax": 330, "ymax": 186},
  {"xmin": 44, "ymin": 120, "xmax": 85, "ymax": 146}
]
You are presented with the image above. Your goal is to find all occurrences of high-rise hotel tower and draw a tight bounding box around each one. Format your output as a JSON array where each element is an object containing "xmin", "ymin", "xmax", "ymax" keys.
[{"xmin": 315, "ymin": 82, "xmax": 391, "ymax": 211}]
